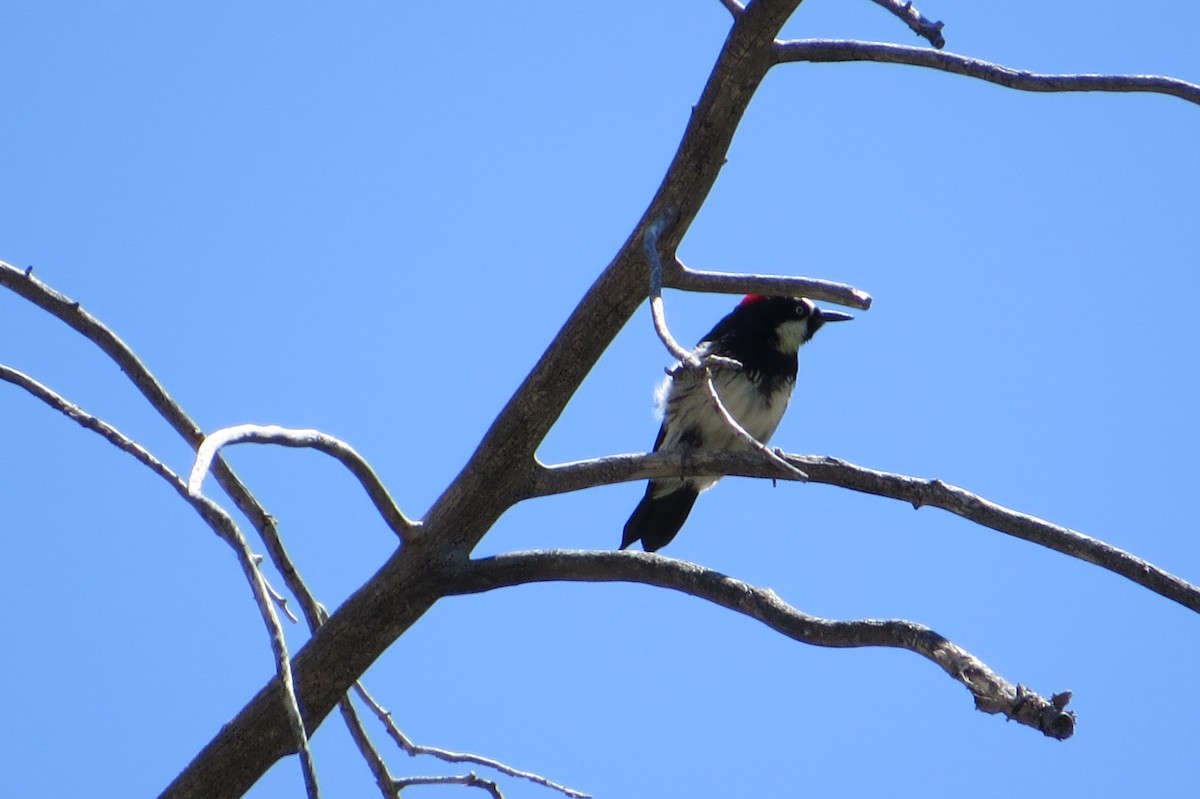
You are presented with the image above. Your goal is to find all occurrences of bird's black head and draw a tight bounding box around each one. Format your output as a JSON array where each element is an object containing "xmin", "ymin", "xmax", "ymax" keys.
[{"xmin": 732, "ymin": 295, "xmax": 854, "ymax": 354}]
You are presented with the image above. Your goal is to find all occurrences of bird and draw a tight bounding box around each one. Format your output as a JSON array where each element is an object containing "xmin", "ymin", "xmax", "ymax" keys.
[{"xmin": 620, "ymin": 294, "xmax": 852, "ymax": 552}]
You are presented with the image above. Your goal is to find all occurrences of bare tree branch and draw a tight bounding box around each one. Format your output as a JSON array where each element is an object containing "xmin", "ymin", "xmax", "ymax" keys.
[
  {"xmin": 773, "ymin": 39, "xmax": 1200, "ymax": 105},
  {"xmin": 0, "ymin": 260, "xmax": 324, "ymax": 627},
  {"xmin": 667, "ymin": 260, "xmax": 873, "ymax": 310},
  {"xmin": 354, "ymin": 683, "xmax": 592, "ymax": 799},
  {"xmin": 865, "ymin": 0, "xmax": 945, "ymax": 49},
  {"xmin": 339, "ymin": 696, "xmax": 396, "ymax": 799},
  {"xmin": 446, "ymin": 550, "xmax": 1075, "ymax": 739},
  {"xmin": 393, "ymin": 773, "xmax": 504, "ymax": 799},
  {"xmin": 0, "ymin": 363, "xmax": 322, "ymax": 796},
  {"xmin": 123, "ymin": 0, "xmax": 1197, "ymax": 791},
  {"xmin": 189, "ymin": 424, "xmax": 414, "ymax": 540},
  {"xmin": 645, "ymin": 213, "xmax": 700, "ymax": 367},
  {"xmin": 531, "ymin": 451, "xmax": 1200, "ymax": 614}
]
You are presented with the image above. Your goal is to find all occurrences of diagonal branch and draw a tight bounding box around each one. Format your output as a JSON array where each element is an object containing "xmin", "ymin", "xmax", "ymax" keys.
[
  {"xmin": 0, "ymin": 363, "xmax": 322, "ymax": 797},
  {"xmin": 189, "ymin": 424, "xmax": 414, "ymax": 540},
  {"xmin": 698, "ymin": 370, "xmax": 808, "ymax": 480},
  {"xmin": 531, "ymin": 450, "xmax": 1200, "ymax": 615},
  {"xmin": 773, "ymin": 39, "xmax": 1200, "ymax": 105},
  {"xmin": 446, "ymin": 550, "xmax": 1075, "ymax": 739},
  {"xmin": 0, "ymin": 261, "xmax": 323, "ymax": 625},
  {"xmin": 864, "ymin": 0, "xmax": 945, "ymax": 49},
  {"xmin": 354, "ymin": 683, "xmax": 591, "ymax": 799}
]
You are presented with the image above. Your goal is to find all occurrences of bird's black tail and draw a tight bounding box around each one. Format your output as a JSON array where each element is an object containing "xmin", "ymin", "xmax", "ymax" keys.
[{"xmin": 621, "ymin": 483, "xmax": 699, "ymax": 552}]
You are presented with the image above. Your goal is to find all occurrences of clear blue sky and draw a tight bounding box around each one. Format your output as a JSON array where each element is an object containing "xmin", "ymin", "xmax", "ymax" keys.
[{"xmin": 3, "ymin": 2, "xmax": 1198, "ymax": 797}]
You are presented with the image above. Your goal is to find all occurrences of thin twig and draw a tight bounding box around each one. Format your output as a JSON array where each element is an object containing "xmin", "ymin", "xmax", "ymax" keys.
[
  {"xmin": 529, "ymin": 450, "xmax": 1200, "ymax": 615},
  {"xmin": 644, "ymin": 212, "xmax": 699, "ymax": 367},
  {"xmin": 699, "ymin": 371, "xmax": 808, "ymax": 481},
  {"xmin": 339, "ymin": 696, "xmax": 396, "ymax": 799},
  {"xmin": 864, "ymin": 0, "xmax": 945, "ymax": 49},
  {"xmin": 0, "ymin": 260, "xmax": 323, "ymax": 626},
  {"xmin": 189, "ymin": 424, "xmax": 414, "ymax": 540},
  {"xmin": 0, "ymin": 364, "xmax": 321, "ymax": 797},
  {"xmin": 773, "ymin": 39, "xmax": 1200, "ymax": 105},
  {"xmin": 354, "ymin": 683, "xmax": 592, "ymax": 799},
  {"xmin": 447, "ymin": 550, "xmax": 1075, "ymax": 739},
  {"xmin": 393, "ymin": 774, "xmax": 504, "ymax": 799}
]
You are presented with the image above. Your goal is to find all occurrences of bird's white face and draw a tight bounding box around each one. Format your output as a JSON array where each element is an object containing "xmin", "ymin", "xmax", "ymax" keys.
[{"xmin": 773, "ymin": 299, "xmax": 819, "ymax": 354}]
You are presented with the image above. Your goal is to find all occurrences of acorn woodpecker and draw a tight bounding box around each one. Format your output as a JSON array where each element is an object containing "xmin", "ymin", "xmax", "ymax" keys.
[{"xmin": 621, "ymin": 294, "xmax": 852, "ymax": 552}]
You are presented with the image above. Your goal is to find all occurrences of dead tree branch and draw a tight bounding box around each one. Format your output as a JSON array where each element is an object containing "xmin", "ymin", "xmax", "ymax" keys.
[
  {"xmin": 148, "ymin": 0, "xmax": 1200, "ymax": 790},
  {"xmin": 667, "ymin": 260, "xmax": 872, "ymax": 310},
  {"xmin": 189, "ymin": 424, "xmax": 414, "ymax": 540},
  {"xmin": 0, "ymin": 364, "xmax": 322, "ymax": 797},
  {"xmin": 354, "ymin": 684, "xmax": 591, "ymax": 799},
  {"xmin": 774, "ymin": 39, "xmax": 1200, "ymax": 105},
  {"xmin": 392, "ymin": 774, "xmax": 504, "ymax": 799},
  {"xmin": 865, "ymin": 0, "xmax": 946, "ymax": 49},
  {"xmin": 0, "ymin": 261, "xmax": 325, "ymax": 622},
  {"xmin": 2, "ymin": 0, "xmax": 1193, "ymax": 794},
  {"xmin": 531, "ymin": 451, "xmax": 1200, "ymax": 614},
  {"xmin": 446, "ymin": 550, "xmax": 1075, "ymax": 739}
]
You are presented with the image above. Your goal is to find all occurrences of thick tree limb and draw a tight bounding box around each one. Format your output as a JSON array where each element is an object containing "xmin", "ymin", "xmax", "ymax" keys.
[
  {"xmin": 446, "ymin": 550, "xmax": 1075, "ymax": 739},
  {"xmin": 774, "ymin": 39, "xmax": 1200, "ymax": 106},
  {"xmin": 532, "ymin": 451, "xmax": 1200, "ymax": 614}
]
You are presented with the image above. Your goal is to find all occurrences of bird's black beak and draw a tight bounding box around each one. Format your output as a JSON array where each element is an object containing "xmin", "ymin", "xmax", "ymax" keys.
[{"xmin": 819, "ymin": 309, "xmax": 854, "ymax": 323}]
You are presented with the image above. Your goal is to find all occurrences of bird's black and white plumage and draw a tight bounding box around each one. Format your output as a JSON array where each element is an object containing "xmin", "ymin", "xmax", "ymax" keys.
[{"xmin": 621, "ymin": 295, "xmax": 852, "ymax": 552}]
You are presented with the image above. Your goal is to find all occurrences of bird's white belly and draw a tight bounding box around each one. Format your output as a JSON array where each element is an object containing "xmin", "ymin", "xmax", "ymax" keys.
[{"xmin": 658, "ymin": 368, "xmax": 793, "ymax": 453}]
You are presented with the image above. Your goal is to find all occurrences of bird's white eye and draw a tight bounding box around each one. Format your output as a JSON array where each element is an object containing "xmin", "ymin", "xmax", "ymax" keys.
[{"xmin": 794, "ymin": 301, "xmax": 810, "ymax": 318}]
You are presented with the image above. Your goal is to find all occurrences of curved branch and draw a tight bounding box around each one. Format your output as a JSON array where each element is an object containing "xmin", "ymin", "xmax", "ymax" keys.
[
  {"xmin": 189, "ymin": 424, "xmax": 414, "ymax": 540},
  {"xmin": 446, "ymin": 550, "xmax": 1075, "ymax": 739},
  {"xmin": 773, "ymin": 39, "xmax": 1200, "ymax": 105},
  {"xmin": 644, "ymin": 212, "xmax": 699, "ymax": 367},
  {"xmin": 0, "ymin": 364, "xmax": 321, "ymax": 795},
  {"xmin": 531, "ymin": 451, "xmax": 1200, "ymax": 614},
  {"xmin": 0, "ymin": 261, "xmax": 325, "ymax": 624}
]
